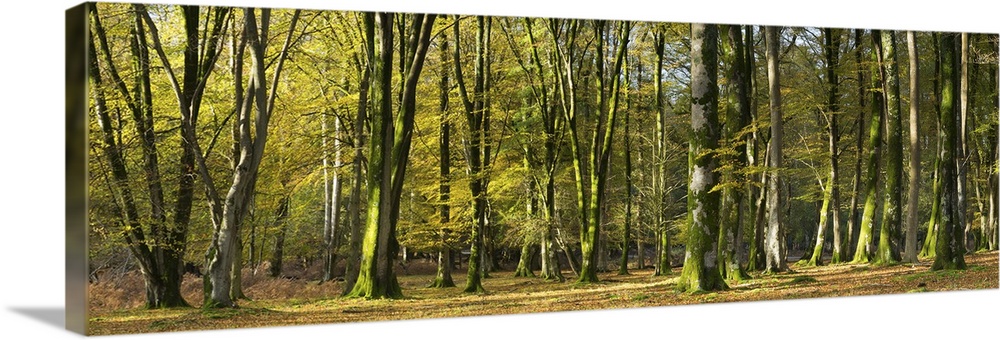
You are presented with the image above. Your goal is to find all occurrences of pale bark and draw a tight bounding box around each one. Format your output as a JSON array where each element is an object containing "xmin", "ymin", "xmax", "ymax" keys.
[
  {"xmin": 905, "ymin": 31, "xmax": 921, "ymax": 263},
  {"xmin": 677, "ymin": 23, "xmax": 727, "ymax": 292},
  {"xmin": 764, "ymin": 25, "xmax": 787, "ymax": 273},
  {"xmin": 322, "ymin": 115, "xmax": 344, "ymax": 282},
  {"xmin": 652, "ymin": 26, "xmax": 672, "ymax": 276}
]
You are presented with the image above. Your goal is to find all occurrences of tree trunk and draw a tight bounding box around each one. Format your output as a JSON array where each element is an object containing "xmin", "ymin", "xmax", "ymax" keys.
[
  {"xmin": 342, "ymin": 12, "xmax": 374, "ymax": 295},
  {"xmin": 852, "ymin": 29, "xmax": 887, "ymax": 264},
  {"xmin": 904, "ymin": 31, "xmax": 921, "ymax": 263},
  {"xmin": 90, "ymin": 5, "xmax": 191, "ymax": 308},
  {"xmin": 875, "ymin": 30, "xmax": 903, "ymax": 264},
  {"xmin": 269, "ymin": 196, "xmax": 290, "ymax": 277},
  {"xmin": 957, "ymin": 33, "xmax": 970, "ymax": 253},
  {"xmin": 453, "ymin": 15, "xmax": 491, "ymax": 293},
  {"xmin": 652, "ymin": 25, "xmax": 672, "ymax": 276},
  {"xmin": 430, "ymin": 35, "xmax": 456, "ymax": 288},
  {"xmin": 818, "ymin": 28, "xmax": 844, "ymax": 265},
  {"xmin": 764, "ymin": 25, "xmax": 788, "ymax": 273},
  {"xmin": 347, "ymin": 13, "xmax": 437, "ymax": 299},
  {"xmin": 846, "ymin": 29, "xmax": 866, "ymax": 260},
  {"xmin": 932, "ymin": 32, "xmax": 967, "ymax": 270},
  {"xmin": 322, "ymin": 115, "xmax": 344, "ymax": 282},
  {"xmin": 619, "ymin": 53, "xmax": 633, "ymax": 276},
  {"xmin": 678, "ymin": 23, "xmax": 726, "ymax": 292},
  {"xmin": 718, "ymin": 24, "xmax": 750, "ymax": 280}
]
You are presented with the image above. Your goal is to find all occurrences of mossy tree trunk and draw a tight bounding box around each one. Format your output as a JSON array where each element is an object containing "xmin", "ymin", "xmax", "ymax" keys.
[
  {"xmin": 875, "ymin": 30, "xmax": 903, "ymax": 264},
  {"xmin": 851, "ymin": 29, "xmax": 887, "ymax": 264},
  {"xmin": 931, "ymin": 33, "xmax": 967, "ymax": 271},
  {"xmin": 677, "ymin": 23, "xmax": 727, "ymax": 293},
  {"xmin": 815, "ymin": 28, "xmax": 844, "ymax": 265},
  {"xmin": 453, "ymin": 15, "xmax": 492, "ymax": 293},
  {"xmin": 718, "ymin": 24, "xmax": 751, "ymax": 280},
  {"xmin": 763, "ymin": 25, "xmax": 788, "ymax": 273},
  {"xmin": 347, "ymin": 12, "xmax": 437, "ymax": 299},
  {"xmin": 549, "ymin": 19, "xmax": 631, "ymax": 283},
  {"xmin": 904, "ymin": 31, "xmax": 921, "ymax": 263},
  {"xmin": 342, "ymin": 13, "xmax": 375, "ymax": 295}
]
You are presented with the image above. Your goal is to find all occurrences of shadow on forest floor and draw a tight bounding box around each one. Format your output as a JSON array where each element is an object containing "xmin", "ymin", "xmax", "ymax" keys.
[{"xmin": 87, "ymin": 251, "xmax": 999, "ymax": 335}]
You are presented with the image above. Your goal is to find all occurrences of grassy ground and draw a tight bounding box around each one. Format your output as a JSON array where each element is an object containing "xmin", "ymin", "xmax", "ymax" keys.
[{"xmin": 87, "ymin": 251, "xmax": 999, "ymax": 335}]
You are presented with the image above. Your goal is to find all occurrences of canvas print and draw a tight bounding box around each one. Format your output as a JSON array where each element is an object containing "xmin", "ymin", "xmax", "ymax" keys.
[{"xmin": 68, "ymin": 1, "xmax": 999, "ymax": 335}]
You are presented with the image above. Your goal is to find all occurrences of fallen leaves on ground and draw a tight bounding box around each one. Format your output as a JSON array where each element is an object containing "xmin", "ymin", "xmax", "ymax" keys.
[{"xmin": 87, "ymin": 251, "xmax": 998, "ymax": 335}]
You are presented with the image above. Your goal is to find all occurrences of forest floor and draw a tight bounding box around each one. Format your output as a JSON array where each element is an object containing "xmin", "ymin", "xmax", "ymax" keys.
[{"xmin": 87, "ymin": 251, "xmax": 999, "ymax": 335}]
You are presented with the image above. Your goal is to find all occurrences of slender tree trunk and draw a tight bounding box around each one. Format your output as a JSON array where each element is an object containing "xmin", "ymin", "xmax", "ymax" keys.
[
  {"xmin": 652, "ymin": 26, "xmax": 672, "ymax": 276},
  {"xmin": 678, "ymin": 23, "xmax": 727, "ymax": 292},
  {"xmin": 619, "ymin": 54, "xmax": 633, "ymax": 276},
  {"xmin": 957, "ymin": 33, "xmax": 970, "ymax": 252},
  {"xmin": 343, "ymin": 12, "xmax": 374, "ymax": 295},
  {"xmin": 453, "ymin": 15, "xmax": 490, "ymax": 293},
  {"xmin": 818, "ymin": 28, "xmax": 844, "ymax": 265},
  {"xmin": 905, "ymin": 31, "xmax": 921, "ymax": 263},
  {"xmin": 269, "ymin": 196, "xmax": 290, "ymax": 277},
  {"xmin": 764, "ymin": 25, "xmax": 788, "ymax": 273},
  {"xmin": 744, "ymin": 25, "xmax": 767, "ymax": 273},
  {"xmin": 323, "ymin": 115, "xmax": 344, "ymax": 282},
  {"xmin": 430, "ymin": 35, "xmax": 456, "ymax": 288},
  {"xmin": 846, "ymin": 29, "xmax": 866, "ymax": 259},
  {"xmin": 514, "ymin": 178, "xmax": 537, "ymax": 278}
]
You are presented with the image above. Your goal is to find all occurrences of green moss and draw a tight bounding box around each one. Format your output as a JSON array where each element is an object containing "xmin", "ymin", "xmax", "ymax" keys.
[{"xmin": 788, "ymin": 276, "xmax": 818, "ymax": 284}]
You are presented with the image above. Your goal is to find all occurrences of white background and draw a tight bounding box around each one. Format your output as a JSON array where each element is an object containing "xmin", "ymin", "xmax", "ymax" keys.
[{"xmin": 1, "ymin": 0, "xmax": 996, "ymax": 339}]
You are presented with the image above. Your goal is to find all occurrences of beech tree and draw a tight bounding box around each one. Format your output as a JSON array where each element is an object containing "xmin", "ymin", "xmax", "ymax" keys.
[
  {"xmin": 346, "ymin": 12, "xmax": 437, "ymax": 299},
  {"xmin": 677, "ymin": 23, "xmax": 727, "ymax": 292},
  {"xmin": 764, "ymin": 25, "xmax": 788, "ymax": 273},
  {"xmin": 550, "ymin": 19, "xmax": 631, "ymax": 283},
  {"xmin": 904, "ymin": 31, "xmax": 920, "ymax": 263},
  {"xmin": 932, "ymin": 32, "xmax": 966, "ymax": 271},
  {"xmin": 453, "ymin": 15, "xmax": 492, "ymax": 293},
  {"xmin": 87, "ymin": 4, "xmax": 213, "ymax": 308},
  {"xmin": 875, "ymin": 30, "xmax": 903, "ymax": 264},
  {"xmin": 852, "ymin": 29, "xmax": 886, "ymax": 264}
]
